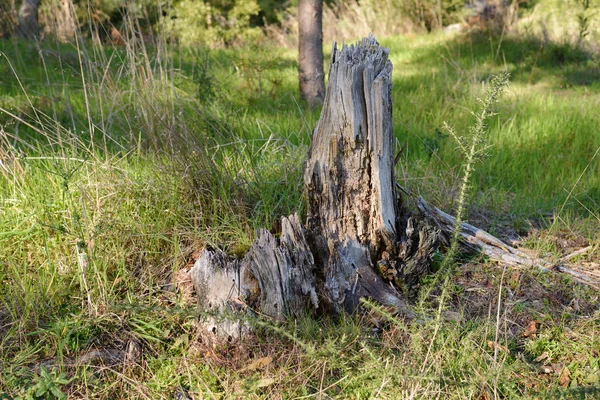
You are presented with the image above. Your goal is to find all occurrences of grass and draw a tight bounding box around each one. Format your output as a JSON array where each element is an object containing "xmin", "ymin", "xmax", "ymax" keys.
[{"xmin": 1, "ymin": 3, "xmax": 600, "ymax": 398}]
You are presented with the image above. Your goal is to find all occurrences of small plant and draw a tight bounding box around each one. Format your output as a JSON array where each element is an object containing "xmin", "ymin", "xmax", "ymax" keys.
[
  {"xmin": 14, "ymin": 367, "xmax": 71, "ymax": 400},
  {"xmin": 419, "ymin": 70, "xmax": 511, "ymax": 313},
  {"xmin": 192, "ymin": 49, "xmax": 216, "ymax": 102}
]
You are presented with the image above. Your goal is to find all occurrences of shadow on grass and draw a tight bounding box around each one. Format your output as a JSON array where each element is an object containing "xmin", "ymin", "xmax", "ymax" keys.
[
  {"xmin": 539, "ymin": 386, "xmax": 600, "ymax": 399},
  {"xmin": 386, "ymin": 32, "xmax": 600, "ymax": 216},
  {"xmin": 1, "ymin": 32, "xmax": 598, "ymax": 217},
  {"xmin": 409, "ymin": 32, "xmax": 600, "ymax": 89}
]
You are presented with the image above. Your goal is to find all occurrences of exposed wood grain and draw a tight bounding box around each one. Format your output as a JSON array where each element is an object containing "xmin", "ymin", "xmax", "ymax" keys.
[
  {"xmin": 191, "ymin": 36, "xmax": 444, "ymax": 336},
  {"xmin": 244, "ymin": 214, "xmax": 318, "ymax": 318}
]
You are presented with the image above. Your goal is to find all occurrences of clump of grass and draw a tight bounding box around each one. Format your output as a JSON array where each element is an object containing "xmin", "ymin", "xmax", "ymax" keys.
[{"xmin": 0, "ymin": 18, "xmax": 307, "ymax": 397}]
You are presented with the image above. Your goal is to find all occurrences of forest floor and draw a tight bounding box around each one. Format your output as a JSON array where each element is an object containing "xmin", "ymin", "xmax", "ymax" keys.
[{"xmin": 1, "ymin": 10, "xmax": 599, "ymax": 399}]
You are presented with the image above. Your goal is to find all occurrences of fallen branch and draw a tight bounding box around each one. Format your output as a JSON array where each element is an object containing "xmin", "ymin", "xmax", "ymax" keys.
[
  {"xmin": 416, "ymin": 196, "xmax": 600, "ymax": 289},
  {"xmin": 561, "ymin": 246, "xmax": 593, "ymax": 261}
]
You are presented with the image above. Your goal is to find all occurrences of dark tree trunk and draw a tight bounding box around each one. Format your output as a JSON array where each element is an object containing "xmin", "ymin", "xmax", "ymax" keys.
[
  {"xmin": 16, "ymin": 0, "xmax": 42, "ymax": 39},
  {"xmin": 298, "ymin": 0, "xmax": 325, "ymax": 107}
]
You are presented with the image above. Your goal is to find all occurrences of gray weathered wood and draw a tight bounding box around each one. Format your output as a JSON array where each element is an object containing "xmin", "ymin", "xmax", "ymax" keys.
[
  {"xmin": 303, "ymin": 35, "xmax": 437, "ymax": 312},
  {"xmin": 304, "ymin": 35, "xmax": 396, "ymax": 251},
  {"xmin": 190, "ymin": 213, "xmax": 319, "ymax": 335},
  {"xmin": 190, "ymin": 35, "xmax": 598, "ymax": 339},
  {"xmin": 190, "ymin": 249, "xmax": 252, "ymax": 340},
  {"xmin": 191, "ymin": 36, "xmax": 442, "ymax": 336},
  {"xmin": 416, "ymin": 196, "xmax": 600, "ymax": 289},
  {"xmin": 244, "ymin": 213, "xmax": 318, "ymax": 318}
]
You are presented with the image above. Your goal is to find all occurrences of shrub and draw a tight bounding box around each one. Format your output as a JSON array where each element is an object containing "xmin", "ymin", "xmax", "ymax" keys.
[
  {"xmin": 160, "ymin": 0, "xmax": 262, "ymax": 47},
  {"xmin": 397, "ymin": 0, "xmax": 464, "ymax": 31}
]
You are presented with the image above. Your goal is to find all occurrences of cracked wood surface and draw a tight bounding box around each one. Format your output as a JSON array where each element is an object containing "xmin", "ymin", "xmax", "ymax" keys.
[{"xmin": 190, "ymin": 36, "xmax": 443, "ymax": 339}]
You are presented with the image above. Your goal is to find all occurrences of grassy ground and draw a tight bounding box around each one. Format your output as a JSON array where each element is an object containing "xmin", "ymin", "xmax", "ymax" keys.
[{"xmin": 1, "ymin": 4, "xmax": 600, "ymax": 398}]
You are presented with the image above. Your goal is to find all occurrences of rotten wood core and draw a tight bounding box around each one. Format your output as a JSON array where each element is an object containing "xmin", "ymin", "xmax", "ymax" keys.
[{"xmin": 190, "ymin": 35, "xmax": 599, "ymax": 340}]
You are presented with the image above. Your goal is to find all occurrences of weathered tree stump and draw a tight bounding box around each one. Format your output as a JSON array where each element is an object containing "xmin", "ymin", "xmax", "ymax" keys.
[
  {"xmin": 191, "ymin": 35, "xmax": 599, "ymax": 340},
  {"xmin": 191, "ymin": 36, "xmax": 439, "ymax": 338},
  {"xmin": 302, "ymin": 36, "xmax": 438, "ymax": 314}
]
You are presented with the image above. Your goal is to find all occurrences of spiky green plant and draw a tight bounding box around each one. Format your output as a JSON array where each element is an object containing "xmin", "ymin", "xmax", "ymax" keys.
[{"xmin": 419, "ymin": 70, "xmax": 511, "ymax": 316}]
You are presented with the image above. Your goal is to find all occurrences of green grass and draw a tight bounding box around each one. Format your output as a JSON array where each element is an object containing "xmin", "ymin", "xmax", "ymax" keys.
[{"xmin": 1, "ymin": 4, "xmax": 600, "ymax": 397}]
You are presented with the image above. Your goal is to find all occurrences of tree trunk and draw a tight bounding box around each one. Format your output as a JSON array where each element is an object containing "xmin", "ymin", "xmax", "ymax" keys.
[
  {"xmin": 190, "ymin": 35, "xmax": 595, "ymax": 341},
  {"xmin": 302, "ymin": 36, "xmax": 435, "ymax": 313},
  {"xmin": 298, "ymin": 0, "xmax": 325, "ymax": 107},
  {"xmin": 16, "ymin": 0, "xmax": 42, "ymax": 39},
  {"xmin": 191, "ymin": 36, "xmax": 439, "ymax": 340},
  {"xmin": 57, "ymin": 0, "xmax": 76, "ymax": 41}
]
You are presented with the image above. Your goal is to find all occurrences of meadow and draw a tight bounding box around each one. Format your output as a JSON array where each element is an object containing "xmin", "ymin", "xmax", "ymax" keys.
[{"xmin": 0, "ymin": 4, "xmax": 599, "ymax": 398}]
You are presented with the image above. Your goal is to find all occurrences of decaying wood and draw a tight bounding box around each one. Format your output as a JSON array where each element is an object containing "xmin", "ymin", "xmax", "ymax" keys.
[
  {"xmin": 244, "ymin": 213, "xmax": 318, "ymax": 318},
  {"xmin": 189, "ymin": 34, "xmax": 598, "ymax": 340},
  {"xmin": 302, "ymin": 35, "xmax": 438, "ymax": 313},
  {"xmin": 190, "ymin": 214, "xmax": 320, "ymax": 339},
  {"xmin": 304, "ymin": 36, "xmax": 397, "ymax": 250},
  {"xmin": 416, "ymin": 196, "xmax": 600, "ymax": 289},
  {"xmin": 191, "ymin": 35, "xmax": 439, "ymax": 337}
]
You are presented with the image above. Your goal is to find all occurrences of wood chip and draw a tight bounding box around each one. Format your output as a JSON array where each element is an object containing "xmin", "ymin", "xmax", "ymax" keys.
[
  {"xmin": 540, "ymin": 365, "xmax": 554, "ymax": 374},
  {"xmin": 559, "ymin": 367, "xmax": 570, "ymax": 387},
  {"xmin": 534, "ymin": 352, "xmax": 549, "ymax": 363},
  {"xmin": 522, "ymin": 320, "xmax": 537, "ymax": 338},
  {"xmin": 239, "ymin": 356, "xmax": 273, "ymax": 373}
]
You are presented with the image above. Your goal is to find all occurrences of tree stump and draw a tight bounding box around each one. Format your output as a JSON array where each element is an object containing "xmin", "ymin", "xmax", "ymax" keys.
[
  {"xmin": 191, "ymin": 35, "xmax": 440, "ymax": 338},
  {"xmin": 191, "ymin": 36, "xmax": 600, "ymax": 339}
]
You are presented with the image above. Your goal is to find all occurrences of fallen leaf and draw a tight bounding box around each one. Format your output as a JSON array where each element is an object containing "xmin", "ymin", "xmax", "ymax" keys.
[
  {"xmin": 522, "ymin": 320, "xmax": 537, "ymax": 338},
  {"xmin": 174, "ymin": 268, "xmax": 195, "ymax": 305},
  {"xmin": 191, "ymin": 249, "xmax": 202, "ymax": 261},
  {"xmin": 476, "ymin": 389, "xmax": 491, "ymax": 400},
  {"xmin": 510, "ymin": 271, "xmax": 520, "ymax": 282},
  {"xmin": 559, "ymin": 367, "xmax": 570, "ymax": 387},
  {"xmin": 239, "ymin": 356, "xmax": 273, "ymax": 373},
  {"xmin": 255, "ymin": 378, "xmax": 275, "ymax": 388},
  {"xmin": 534, "ymin": 352, "xmax": 549, "ymax": 363},
  {"xmin": 487, "ymin": 340, "xmax": 509, "ymax": 354}
]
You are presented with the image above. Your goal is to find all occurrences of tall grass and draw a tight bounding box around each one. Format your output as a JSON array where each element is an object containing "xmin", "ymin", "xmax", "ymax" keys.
[
  {"xmin": 1, "ymin": 4, "xmax": 600, "ymax": 397},
  {"xmin": 0, "ymin": 13, "xmax": 308, "ymax": 397}
]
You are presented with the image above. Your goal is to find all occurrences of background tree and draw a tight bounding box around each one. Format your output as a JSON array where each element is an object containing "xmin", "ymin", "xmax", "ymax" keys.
[
  {"xmin": 56, "ymin": 0, "xmax": 75, "ymax": 41},
  {"xmin": 16, "ymin": 0, "xmax": 41, "ymax": 38},
  {"xmin": 298, "ymin": 0, "xmax": 325, "ymax": 107},
  {"xmin": 0, "ymin": 0, "xmax": 17, "ymax": 37}
]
